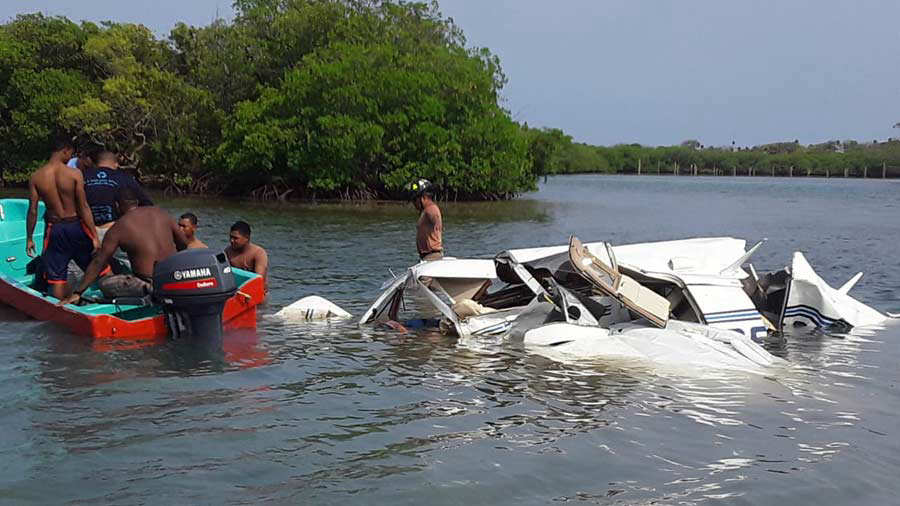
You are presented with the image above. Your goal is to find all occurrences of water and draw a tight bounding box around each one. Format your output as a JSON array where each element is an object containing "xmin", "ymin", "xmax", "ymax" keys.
[{"xmin": 2, "ymin": 175, "xmax": 899, "ymax": 505}]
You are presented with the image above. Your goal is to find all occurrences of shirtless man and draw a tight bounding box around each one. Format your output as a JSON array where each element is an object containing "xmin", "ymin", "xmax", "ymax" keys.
[
  {"xmin": 58, "ymin": 187, "xmax": 187, "ymax": 305},
  {"xmin": 225, "ymin": 221, "xmax": 268, "ymax": 289},
  {"xmin": 409, "ymin": 178, "xmax": 443, "ymax": 261},
  {"xmin": 26, "ymin": 137, "xmax": 100, "ymax": 299},
  {"xmin": 178, "ymin": 213, "xmax": 208, "ymax": 249}
]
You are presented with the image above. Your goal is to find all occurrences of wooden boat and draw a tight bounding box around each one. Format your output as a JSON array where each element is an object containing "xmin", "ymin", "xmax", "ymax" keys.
[{"xmin": 0, "ymin": 198, "xmax": 265, "ymax": 340}]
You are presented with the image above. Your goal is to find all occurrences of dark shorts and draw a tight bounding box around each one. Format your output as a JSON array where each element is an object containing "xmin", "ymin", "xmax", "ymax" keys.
[
  {"xmin": 43, "ymin": 219, "xmax": 93, "ymax": 285},
  {"xmin": 419, "ymin": 251, "xmax": 443, "ymax": 261},
  {"xmin": 98, "ymin": 274, "xmax": 152, "ymax": 299}
]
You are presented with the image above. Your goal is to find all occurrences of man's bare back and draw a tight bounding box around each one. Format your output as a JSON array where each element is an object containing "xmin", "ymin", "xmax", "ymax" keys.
[
  {"xmin": 26, "ymin": 141, "xmax": 99, "ymax": 300},
  {"xmin": 30, "ymin": 163, "xmax": 79, "ymax": 221},
  {"xmin": 26, "ymin": 152, "xmax": 98, "ymax": 254},
  {"xmin": 59, "ymin": 202, "xmax": 187, "ymax": 305},
  {"xmin": 105, "ymin": 207, "xmax": 187, "ymax": 278}
]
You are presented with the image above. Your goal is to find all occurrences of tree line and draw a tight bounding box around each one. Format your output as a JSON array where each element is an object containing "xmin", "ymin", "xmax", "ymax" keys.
[
  {"xmin": 2, "ymin": 2, "xmax": 896, "ymax": 201},
  {"xmin": 0, "ymin": 1, "xmax": 537, "ymax": 200},
  {"xmin": 531, "ymin": 130, "xmax": 900, "ymax": 178}
]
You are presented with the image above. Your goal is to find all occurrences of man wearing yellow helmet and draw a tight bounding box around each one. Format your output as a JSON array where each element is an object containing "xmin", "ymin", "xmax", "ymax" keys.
[{"xmin": 409, "ymin": 178, "xmax": 443, "ymax": 261}]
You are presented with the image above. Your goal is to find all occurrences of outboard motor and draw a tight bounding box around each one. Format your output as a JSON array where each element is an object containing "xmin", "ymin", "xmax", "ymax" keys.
[{"xmin": 152, "ymin": 249, "xmax": 237, "ymax": 340}]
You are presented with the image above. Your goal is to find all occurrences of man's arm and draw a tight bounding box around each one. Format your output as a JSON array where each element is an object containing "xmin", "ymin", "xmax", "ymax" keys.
[
  {"xmin": 428, "ymin": 206, "xmax": 442, "ymax": 234},
  {"xmin": 253, "ymin": 247, "xmax": 269, "ymax": 278},
  {"xmin": 254, "ymin": 247, "xmax": 269, "ymax": 293},
  {"xmin": 57, "ymin": 231, "xmax": 119, "ymax": 306},
  {"xmin": 25, "ymin": 179, "xmax": 39, "ymax": 257},
  {"xmin": 73, "ymin": 171, "xmax": 99, "ymax": 251}
]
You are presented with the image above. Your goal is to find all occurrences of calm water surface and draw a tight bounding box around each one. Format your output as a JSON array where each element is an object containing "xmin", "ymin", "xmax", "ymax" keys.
[{"xmin": 2, "ymin": 175, "xmax": 899, "ymax": 505}]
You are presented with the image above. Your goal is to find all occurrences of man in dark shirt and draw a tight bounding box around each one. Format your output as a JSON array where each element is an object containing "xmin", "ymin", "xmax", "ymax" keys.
[{"xmin": 82, "ymin": 150, "xmax": 153, "ymax": 241}]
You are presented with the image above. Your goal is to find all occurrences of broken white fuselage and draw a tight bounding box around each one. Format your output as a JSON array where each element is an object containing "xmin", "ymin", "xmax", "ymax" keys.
[{"xmin": 354, "ymin": 235, "xmax": 891, "ymax": 369}]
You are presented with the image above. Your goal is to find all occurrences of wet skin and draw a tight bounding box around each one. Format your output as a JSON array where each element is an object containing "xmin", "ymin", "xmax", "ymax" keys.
[{"xmin": 59, "ymin": 205, "xmax": 187, "ymax": 306}]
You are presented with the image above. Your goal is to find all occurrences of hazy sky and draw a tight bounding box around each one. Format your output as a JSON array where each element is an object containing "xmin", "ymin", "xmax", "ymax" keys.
[{"xmin": 3, "ymin": 0, "xmax": 899, "ymax": 147}]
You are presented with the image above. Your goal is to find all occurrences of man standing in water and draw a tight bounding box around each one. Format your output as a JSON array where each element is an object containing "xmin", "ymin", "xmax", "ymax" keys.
[
  {"xmin": 58, "ymin": 187, "xmax": 188, "ymax": 304},
  {"xmin": 178, "ymin": 213, "xmax": 207, "ymax": 249},
  {"xmin": 409, "ymin": 178, "xmax": 443, "ymax": 261},
  {"xmin": 26, "ymin": 137, "xmax": 100, "ymax": 299},
  {"xmin": 225, "ymin": 221, "xmax": 268, "ymax": 290}
]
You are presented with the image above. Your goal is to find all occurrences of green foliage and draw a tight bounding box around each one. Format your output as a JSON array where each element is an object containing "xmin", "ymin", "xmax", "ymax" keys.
[
  {"xmin": 525, "ymin": 127, "xmax": 572, "ymax": 176},
  {"xmin": 10, "ymin": 3, "xmax": 893, "ymax": 196},
  {"xmin": 0, "ymin": 2, "xmax": 536, "ymax": 198},
  {"xmin": 216, "ymin": 1, "xmax": 530, "ymax": 198},
  {"xmin": 552, "ymin": 140, "xmax": 900, "ymax": 177},
  {"xmin": 0, "ymin": 15, "xmax": 96, "ymax": 175}
]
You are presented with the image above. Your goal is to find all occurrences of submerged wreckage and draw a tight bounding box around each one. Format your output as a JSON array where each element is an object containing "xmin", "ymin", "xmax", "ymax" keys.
[{"xmin": 292, "ymin": 236, "xmax": 895, "ymax": 370}]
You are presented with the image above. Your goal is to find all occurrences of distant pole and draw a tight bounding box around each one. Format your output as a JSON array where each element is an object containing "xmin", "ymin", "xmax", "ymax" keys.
[
  {"xmin": 807, "ymin": 167, "xmax": 811, "ymax": 177},
  {"xmin": 657, "ymin": 160, "xmax": 660, "ymax": 174},
  {"xmin": 883, "ymin": 161, "xmax": 887, "ymax": 178},
  {"xmin": 638, "ymin": 158, "xmax": 641, "ymax": 175},
  {"xmin": 826, "ymin": 168, "xmax": 830, "ymax": 178},
  {"xmin": 789, "ymin": 165, "xmax": 793, "ymax": 177},
  {"xmin": 864, "ymin": 166, "xmax": 868, "ymax": 178},
  {"xmin": 732, "ymin": 166, "xmax": 736, "ymax": 177}
]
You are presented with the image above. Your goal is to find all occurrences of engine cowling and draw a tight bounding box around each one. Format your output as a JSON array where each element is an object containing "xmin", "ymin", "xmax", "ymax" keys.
[{"xmin": 153, "ymin": 249, "xmax": 237, "ymax": 340}]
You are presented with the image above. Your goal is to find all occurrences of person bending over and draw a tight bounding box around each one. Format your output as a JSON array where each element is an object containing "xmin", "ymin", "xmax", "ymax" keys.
[
  {"xmin": 178, "ymin": 212, "xmax": 208, "ymax": 249},
  {"xmin": 26, "ymin": 136, "xmax": 100, "ymax": 299},
  {"xmin": 58, "ymin": 187, "xmax": 187, "ymax": 305}
]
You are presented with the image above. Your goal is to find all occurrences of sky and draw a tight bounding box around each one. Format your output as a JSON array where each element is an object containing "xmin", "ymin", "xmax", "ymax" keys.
[{"xmin": 3, "ymin": 0, "xmax": 899, "ymax": 147}]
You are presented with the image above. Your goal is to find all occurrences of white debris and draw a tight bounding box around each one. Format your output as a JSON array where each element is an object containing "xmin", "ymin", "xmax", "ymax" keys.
[{"xmin": 275, "ymin": 296, "xmax": 352, "ymax": 320}]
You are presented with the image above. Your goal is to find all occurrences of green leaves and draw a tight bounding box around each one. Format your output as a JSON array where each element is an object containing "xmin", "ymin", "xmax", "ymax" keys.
[
  {"xmin": 1, "ymin": 1, "xmax": 538, "ymax": 199},
  {"xmin": 216, "ymin": 2, "xmax": 531, "ymax": 199}
]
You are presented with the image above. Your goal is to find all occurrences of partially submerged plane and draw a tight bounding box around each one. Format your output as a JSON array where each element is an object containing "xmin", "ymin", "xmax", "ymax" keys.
[{"xmin": 291, "ymin": 235, "xmax": 895, "ymax": 369}]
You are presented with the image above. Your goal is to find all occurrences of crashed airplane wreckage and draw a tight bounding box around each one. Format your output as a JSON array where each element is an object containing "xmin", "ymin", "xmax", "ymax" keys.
[
  {"xmin": 354, "ymin": 236, "xmax": 781, "ymax": 369},
  {"xmin": 291, "ymin": 235, "xmax": 894, "ymax": 368}
]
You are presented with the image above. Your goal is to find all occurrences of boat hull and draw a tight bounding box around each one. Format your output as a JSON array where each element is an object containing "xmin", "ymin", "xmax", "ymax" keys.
[
  {"xmin": 0, "ymin": 198, "xmax": 264, "ymax": 340},
  {"xmin": 0, "ymin": 261, "xmax": 264, "ymax": 340}
]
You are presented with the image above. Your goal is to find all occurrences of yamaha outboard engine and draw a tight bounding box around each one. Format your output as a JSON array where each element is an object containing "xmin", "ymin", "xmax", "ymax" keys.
[{"xmin": 153, "ymin": 249, "xmax": 237, "ymax": 340}]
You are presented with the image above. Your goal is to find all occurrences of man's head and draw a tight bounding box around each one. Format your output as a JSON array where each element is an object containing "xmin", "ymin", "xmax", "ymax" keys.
[
  {"xmin": 73, "ymin": 145, "xmax": 98, "ymax": 170},
  {"xmin": 115, "ymin": 186, "xmax": 140, "ymax": 215},
  {"xmin": 95, "ymin": 150, "xmax": 119, "ymax": 169},
  {"xmin": 52, "ymin": 136, "xmax": 75, "ymax": 161},
  {"xmin": 229, "ymin": 220, "xmax": 252, "ymax": 251},
  {"xmin": 408, "ymin": 178, "xmax": 434, "ymax": 211},
  {"xmin": 178, "ymin": 212, "xmax": 199, "ymax": 240}
]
